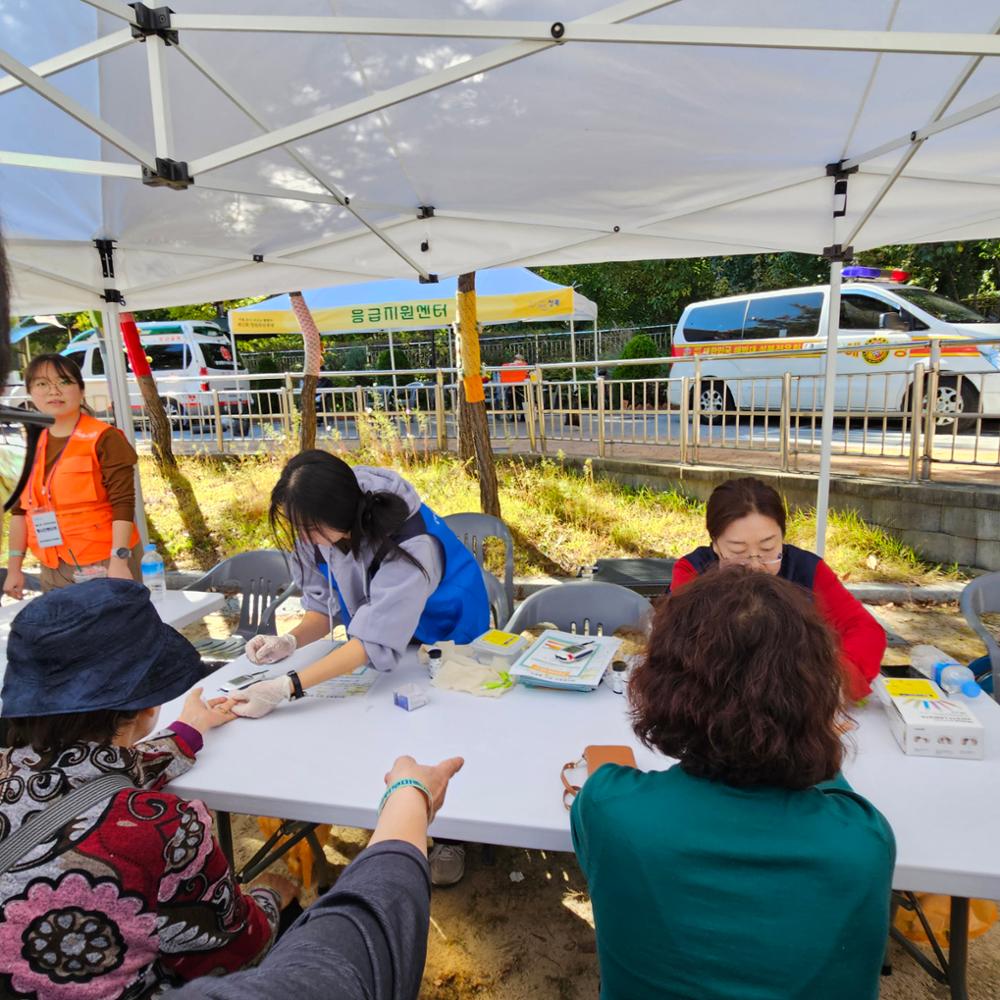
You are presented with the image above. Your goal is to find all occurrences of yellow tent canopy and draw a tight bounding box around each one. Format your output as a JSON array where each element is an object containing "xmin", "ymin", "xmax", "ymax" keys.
[{"xmin": 229, "ymin": 268, "xmax": 597, "ymax": 336}]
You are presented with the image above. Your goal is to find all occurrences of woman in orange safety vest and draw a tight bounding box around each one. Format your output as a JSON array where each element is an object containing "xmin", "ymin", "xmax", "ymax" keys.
[{"xmin": 4, "ymin": 353, "xmax": 141, "ymax": 596}]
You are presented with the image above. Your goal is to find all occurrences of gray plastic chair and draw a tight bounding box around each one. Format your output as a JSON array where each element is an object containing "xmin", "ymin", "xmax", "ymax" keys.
[
  {"xmin": 185, "ymin": 550, "xmax": 295, "ymax": 656},
  {"xmin": 445, "ymin": 512, "xmax": 515, "ymax": 616},
  {"xmin": 505, "ymin": 581, "xmax": 652, "ymax": 636},
  {"xmin": 959, "ymin": 573, "xmax": 1000, "ymax": 700},
  {"xmin": 480, "ymin": 566, "xmax": 511, "ymax": 629}
]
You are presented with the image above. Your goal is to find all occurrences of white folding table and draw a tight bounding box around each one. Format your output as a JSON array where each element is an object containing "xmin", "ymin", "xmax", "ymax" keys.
[
  {"xmin": 163, "ymin": 640, "xmax": 1000, "ymax": 1000},
  {"xmin": 0, "ymin": 589, "xmax": 225, "ymax": 632}
]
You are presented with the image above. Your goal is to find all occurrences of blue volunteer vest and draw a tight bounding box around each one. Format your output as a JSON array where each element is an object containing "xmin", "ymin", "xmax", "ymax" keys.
[
  {"xmin": 315, "ymin": 503, "xmax": 489, "ymax": 645},
  {"xmin": 675, "ymin": 543, "xmax": 820, "ymax": 596}
]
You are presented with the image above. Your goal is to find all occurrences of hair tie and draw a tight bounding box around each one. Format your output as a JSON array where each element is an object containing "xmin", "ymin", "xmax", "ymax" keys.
[{"xmin": 358, "ymin": 490, "xmax": 377, "ymax": 525}]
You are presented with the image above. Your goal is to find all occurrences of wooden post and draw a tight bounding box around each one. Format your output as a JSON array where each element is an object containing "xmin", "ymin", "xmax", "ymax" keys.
[
  {"xmin": 457, "ymin": 272, "xmax": 501, "ymax": 518},
  {"xmin": 290, "ymin": 291, "xmax": 321, "ymax": 452}
]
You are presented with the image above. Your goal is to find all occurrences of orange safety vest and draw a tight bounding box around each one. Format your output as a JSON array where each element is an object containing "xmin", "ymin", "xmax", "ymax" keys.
[
  {"xmin": 499, "ymin": 361, "xmax": 530, "ymax": 384},
  {"xmin": 22, "ymin": 413, "xmax": 139, "ymax": 569}
]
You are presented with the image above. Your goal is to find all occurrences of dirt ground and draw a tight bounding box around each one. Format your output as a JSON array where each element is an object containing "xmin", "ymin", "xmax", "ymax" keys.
[{"xmin": 189, "ymin": 603, "xmax": 1000, "ymax": 999}]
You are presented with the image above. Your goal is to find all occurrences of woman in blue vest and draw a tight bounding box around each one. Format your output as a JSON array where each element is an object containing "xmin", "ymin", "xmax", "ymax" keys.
[{"xmin": 228, "ymin": 450, "xmax": 489, "ymax": 719}]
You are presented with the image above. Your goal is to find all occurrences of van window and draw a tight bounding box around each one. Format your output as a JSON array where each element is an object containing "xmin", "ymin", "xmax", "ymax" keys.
[
  {"xmin": 840, "ymin": 292, "xmax": 927, "ymax": 332},
  {"xmin": 840, "ymin": 293, "xmax": 891, "ymax": 330},
  {"xmin": 744, "ymin": 293, "xmax": 823, "ymax": 339},
  {"xmin": 894, "ymin": 288, "xmax": 988, "ymax": 324},
  {"xmin": 682, "ymin": 300, "xmax": 748, "ymax": 342},
  {"xmin": 132, "ymin": 344, "xmax": 188, "ymax": 371},
  {"xmin": 91, "ymin": 349, "xmax": 105, "ymax": 376},
  {"xmin": 199, "ymin": 342, "xmax": 238, "ymax": 370}
]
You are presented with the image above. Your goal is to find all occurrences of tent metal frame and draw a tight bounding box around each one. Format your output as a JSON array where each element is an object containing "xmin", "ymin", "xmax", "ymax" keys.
[{"xmin": 3, "ymin": 1, "xmax": 1000, "ymax": 576}]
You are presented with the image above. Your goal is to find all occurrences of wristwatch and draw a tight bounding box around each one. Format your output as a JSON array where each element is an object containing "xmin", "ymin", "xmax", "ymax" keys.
[{"xmin": 112, "ymin": 547, "xmax": 131, "ymax": 560}]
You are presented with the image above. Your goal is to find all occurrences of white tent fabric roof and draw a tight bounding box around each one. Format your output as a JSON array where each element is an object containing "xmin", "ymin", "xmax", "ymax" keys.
[{"xmin": 2, "ymin": 2, "xmax": 1000, "ymax": 314}]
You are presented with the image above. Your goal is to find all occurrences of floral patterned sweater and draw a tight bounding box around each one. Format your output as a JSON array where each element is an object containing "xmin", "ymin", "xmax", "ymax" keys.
[{"xmin": 0, "ymin": 727, "xmax": 280, "ymax": 999}]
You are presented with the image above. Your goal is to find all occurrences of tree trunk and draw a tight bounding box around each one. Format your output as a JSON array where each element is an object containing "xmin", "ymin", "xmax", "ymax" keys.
[
  {"xmin": 300, "ymin": 372, "xmax": 318, "ymax": 450},
  {"xmin": 137, "ymin": 374, "xmax": 176, "ymax": 469},
  {"xmin": 290, "ymin": 291, "xmax": 322, "ymax": 452},
  {"xmin": 457, "ymin": 272, "xmax": 501, "ymax": 518},
  {"xmin": 119, "ymin": 312, "xmax": 175, "ymax": 469}
]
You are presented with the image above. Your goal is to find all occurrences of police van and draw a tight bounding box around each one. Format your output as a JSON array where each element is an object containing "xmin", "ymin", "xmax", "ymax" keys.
[
  {"xmin": 669, "ymin": 268, "xmax": 1000, "ymax": 428},
  {"xmin": 59, "ymin": 321, "xmax": 251, "ymax": 431}
]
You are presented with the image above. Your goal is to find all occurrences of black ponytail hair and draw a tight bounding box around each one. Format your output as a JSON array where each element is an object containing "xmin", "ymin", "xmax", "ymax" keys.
[{"xmin": 270, "ymin": 450, "xmax": 426, "ymax": 576}]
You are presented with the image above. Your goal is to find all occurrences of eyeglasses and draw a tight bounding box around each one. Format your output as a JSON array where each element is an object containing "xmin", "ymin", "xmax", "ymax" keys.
[
  {"xmin": 28, "ymin": 378, "xmax": 76, "ymax": 392},
  {"xmin": 0, "ymin": 405, "xmax": 55, "ymax": 512},
  {"xmin": 717, "ymin": 547, "xmax": 784, "ymax": 567}
]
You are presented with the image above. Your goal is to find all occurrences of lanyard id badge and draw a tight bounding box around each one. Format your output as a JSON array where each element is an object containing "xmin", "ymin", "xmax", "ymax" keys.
[{"xmin": 31, "ymin": 508, "xmax": 64, "ymax": 548}]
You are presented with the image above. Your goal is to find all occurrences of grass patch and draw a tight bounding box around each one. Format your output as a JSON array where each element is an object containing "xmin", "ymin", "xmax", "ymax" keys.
[{"xmin": 138, "ymin": 436, "xmax": 958, "ymax": 586}]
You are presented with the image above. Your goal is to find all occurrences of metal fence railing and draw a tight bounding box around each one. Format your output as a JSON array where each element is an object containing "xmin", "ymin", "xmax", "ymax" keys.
[{"xmin": 5, "ymin": 334, "xmax": 1000, "ymax": 482}]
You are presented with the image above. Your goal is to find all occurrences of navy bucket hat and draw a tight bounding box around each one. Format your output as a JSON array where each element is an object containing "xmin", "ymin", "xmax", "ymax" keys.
[{"xmin": 2, "ymin": 578, "xmax": 203, "ymax": 717}]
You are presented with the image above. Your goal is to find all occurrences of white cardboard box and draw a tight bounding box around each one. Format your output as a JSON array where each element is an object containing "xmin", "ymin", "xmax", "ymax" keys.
[{"xmin": 875, "ymin": 677, "xmax": 984, "ymax": 760}]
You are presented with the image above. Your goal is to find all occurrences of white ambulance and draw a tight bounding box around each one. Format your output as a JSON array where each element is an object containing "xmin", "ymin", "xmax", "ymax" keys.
[
  {"xmin": 669, "ymin": 268, "xmax": 1000, "ymax": 429},
  {"xmin": 59, "ymin": 321, "xmax": 251, "ymax": 431}
]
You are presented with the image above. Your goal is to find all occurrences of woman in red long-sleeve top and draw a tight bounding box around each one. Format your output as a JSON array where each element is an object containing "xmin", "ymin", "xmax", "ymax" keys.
[{"xmin": 669, "ymin": 477, "xmax": 885, "ymax": 700}]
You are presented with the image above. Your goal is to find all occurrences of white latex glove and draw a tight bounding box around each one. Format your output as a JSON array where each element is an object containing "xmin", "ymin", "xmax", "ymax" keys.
[
  {"xmin": 229, "ymin": 676, "xmax": 294, "ymax": 719},
  {"xmin": 245, "ymin": 633, "xmax": 298, "ymax": 665}
]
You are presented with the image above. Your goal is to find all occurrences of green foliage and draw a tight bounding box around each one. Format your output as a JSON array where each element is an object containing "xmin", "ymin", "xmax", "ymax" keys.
[
  {"xmin": 536, "ymin": 259, "xmax": 717, "ymax": 329},
  {"xmin": 342, "ymin": 346, "xmax": 369, "ymax": 374},
  {"xmin": 138, "ymin": 452, "xmax": 958, "ymax": 585},
  {"xmin": 612, "ymin": 333, "xmax": 668, "ymax": 381},
  {"xmin": 857, "ymin": 241, "xmax": 1000, "ymax": 302},
  {"xmin": 374, "ymin": 346, "xmax": 411, "ymax": 384}
]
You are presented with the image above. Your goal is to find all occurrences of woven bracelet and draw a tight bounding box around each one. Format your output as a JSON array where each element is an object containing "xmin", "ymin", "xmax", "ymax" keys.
[{"xmin": 378, "ymin": 778, "xmax": 433, "ymax": 821}]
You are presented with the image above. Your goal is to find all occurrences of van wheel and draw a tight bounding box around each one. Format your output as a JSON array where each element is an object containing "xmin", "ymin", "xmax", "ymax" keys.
[
  {"xmin": 696, "ymin": 381, "xmax": 735, "ymax": 424},
  {"xmin": 163, "ymin": 398, "xmax": 188, "ymax": 431},
  {"xmin": 935, "ymin": 378, "xmax": 979, "ymax": 434},
  {"xmin": 906, "ymin": 377, "xmax": 979, "ymax": 435}
]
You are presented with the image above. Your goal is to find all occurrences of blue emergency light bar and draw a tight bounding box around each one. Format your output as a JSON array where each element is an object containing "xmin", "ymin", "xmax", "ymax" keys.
[{"xmin": 842, "ymin": 266, "xmax": 910, "ymax": 282}]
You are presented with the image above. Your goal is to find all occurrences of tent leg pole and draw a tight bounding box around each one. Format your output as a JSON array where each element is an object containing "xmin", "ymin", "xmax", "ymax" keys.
[
  {"xmin": 815, "ymin": 258, "xmax": 843, "ymax": 557},
  {"xmin": 570, "ymin": 318, "xmax": 576, "ymax": 382},
  {"xmin": 100, "ymin": 303, "xmax": 134, "ymax": 447},
  {"xmin": 388, "ymin": 330, "xmax": 397, "ymax": 395}
]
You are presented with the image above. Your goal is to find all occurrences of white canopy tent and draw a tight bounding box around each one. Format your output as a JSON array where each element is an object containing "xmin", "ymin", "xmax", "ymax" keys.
[{"xmin": 2, "ymin": 1, "xmax": 1000, "ymax": 549}]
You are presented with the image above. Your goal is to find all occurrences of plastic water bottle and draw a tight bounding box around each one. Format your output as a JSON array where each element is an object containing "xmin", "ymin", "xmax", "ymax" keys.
[
  {"xmin": 141, "ymin": 544, "xmax": 166, "ymax": 602},
  {"xmin": 910, "ymin": 644, "xmax": 981, "ymax": 698}
]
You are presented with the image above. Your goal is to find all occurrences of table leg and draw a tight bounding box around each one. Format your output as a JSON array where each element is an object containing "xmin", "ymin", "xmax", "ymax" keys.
[
  {"xmin": 216, "ymin": 810, "xmax": 234, "ymax": 868},
  {"xmin": 948, "ymin": 897, "xmax": 969, "ymax": 1000}
]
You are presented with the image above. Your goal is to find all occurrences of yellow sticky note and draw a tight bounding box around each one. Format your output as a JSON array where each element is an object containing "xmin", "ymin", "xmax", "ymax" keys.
[
  {"xmin": 884, "ymin": 678, "xmax": 939, "ymax": 699},
  {"xmin": 478, "ymin": 629, "xmax": 521, "ymax": 649}
]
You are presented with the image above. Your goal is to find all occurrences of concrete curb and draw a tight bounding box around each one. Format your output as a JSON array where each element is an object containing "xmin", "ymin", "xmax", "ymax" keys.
[
  {"xmin": 167, "ymin": 570, "xmax": 965, "ymax": 607},
  {"xmin": 512, "ymin": 575, "xmax": 967, "ymax": 605}
]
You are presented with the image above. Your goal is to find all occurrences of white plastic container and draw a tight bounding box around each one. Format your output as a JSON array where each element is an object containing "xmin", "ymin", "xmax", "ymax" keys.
[{"xmin": 468, "ymin": 629, "xmax": 529, "ymax": 666}]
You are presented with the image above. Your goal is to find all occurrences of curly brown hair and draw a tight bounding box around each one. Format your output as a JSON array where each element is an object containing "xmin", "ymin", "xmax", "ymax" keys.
[{"xmin": 630, "ymin": 566, "xmax": 847, "ymax": 789}]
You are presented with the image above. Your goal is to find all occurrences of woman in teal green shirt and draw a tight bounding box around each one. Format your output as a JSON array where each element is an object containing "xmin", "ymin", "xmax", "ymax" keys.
[{"xmin": 571, "ymin": 567, "xmax": 895, "ymax": 1000}]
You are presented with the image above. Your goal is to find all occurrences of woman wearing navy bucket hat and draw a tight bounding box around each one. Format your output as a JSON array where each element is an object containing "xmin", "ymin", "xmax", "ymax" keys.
[{"xmin": 0, "ymin": 578, "xmax": 297, "ymax": 997}]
